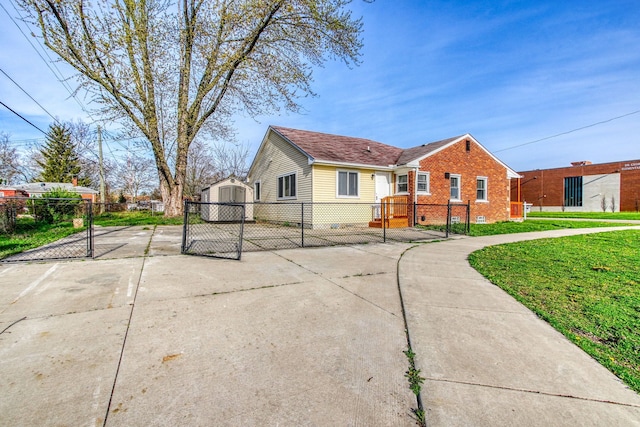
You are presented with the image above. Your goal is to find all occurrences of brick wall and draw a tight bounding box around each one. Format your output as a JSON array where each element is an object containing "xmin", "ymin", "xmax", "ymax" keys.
[
  {"xmin": 418, "ymin": 138, "xmax": 511, "ymax": 223},
  {"xmin": 512, "ymin": 159, "xmax": 640, "ymax": 212}
]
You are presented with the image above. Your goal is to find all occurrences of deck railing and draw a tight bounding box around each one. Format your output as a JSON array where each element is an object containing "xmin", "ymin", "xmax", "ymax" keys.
[
  {"xmin": 372, "ymin": 195, "xmax": 409, "ymax": 221},
  {"xmin": 510, "ymin": 201, "xmax": 523, "ymax": 219}
]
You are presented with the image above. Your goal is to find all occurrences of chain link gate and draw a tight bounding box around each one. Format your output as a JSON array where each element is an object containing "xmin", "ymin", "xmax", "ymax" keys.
[
  {"xmin": 1, "ymin": 198, "xmax": 94, "ymax": 262},
  {"xmin": 181, "ymin": 201, "xmax": 245, "ymax": 260}
]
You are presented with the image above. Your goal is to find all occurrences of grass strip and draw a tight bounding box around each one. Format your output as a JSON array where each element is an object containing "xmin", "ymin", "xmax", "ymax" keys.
[
  {"xmin": 527, "ymin": 212, "xmax": 640, "ymax": 220},
  {"xmin": 468, "ymin": 219, "xmax": 635, "ymax": 236},
  {"xmin": 468, "ymin": 230, "xmax": 640, "ymax": 393}
]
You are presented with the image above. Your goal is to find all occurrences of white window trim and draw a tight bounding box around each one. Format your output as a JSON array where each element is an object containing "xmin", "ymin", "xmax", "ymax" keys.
[
  {"xmin": 417, "ymin": 172, "xmax": 430, "ymax": 194},
  {"xmin": 396, "ymin": 173, "xmax": 409, "ymax": 194},
  {"xmin": 450, "ymin": 174, "xmax": 461, "ymax": 201},
  {"xmin": 336, "ymin": 170, "xmax": 360, "ymax": 198},
  {"xmin": 277, "ymin": 172, "xmax": 297, "ymax": 200},
  {"xmin": 254, "ymin": 181, "xmax": 261, "ymax": 201},
  {"xmin": 476, "ymin": 176, "xmax": 488, "ymax": 202}
]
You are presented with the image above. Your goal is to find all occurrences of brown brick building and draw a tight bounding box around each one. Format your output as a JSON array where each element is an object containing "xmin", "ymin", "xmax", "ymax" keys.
[{"xmin": 511, "ymin": 160, "xmax": 640, "ymax": 212}]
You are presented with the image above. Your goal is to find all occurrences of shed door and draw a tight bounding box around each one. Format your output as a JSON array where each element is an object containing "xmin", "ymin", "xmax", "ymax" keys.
[{"xmin": 218, "ymin": 185, "xmax": 245, "ymax": 221}]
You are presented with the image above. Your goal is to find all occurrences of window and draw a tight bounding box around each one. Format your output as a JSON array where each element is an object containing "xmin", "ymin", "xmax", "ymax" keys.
[
  {"xmin": 417, "ymin": 172, "xmax": 430, "ymax": 193},
  {"xmin": 277, "ymin": 172, "xmax": 296, "ymax": 199},
  {"xmin": 476, "ymin": 177, "xmax": 488, "ymax": 201},
  {"xmin": 337, "ymin": 171, "xmax": 359, "ymax": 197},
  {"xmin": 564, "ymin": 176, "xmax": 583, "ymax": 207},
  {"xmin": 450, "ymin": 175, "xmax": 461, "ymax": 200},
  {"xmin": 254, "ymin": 181, "xmax": 261, "ymax": 201},
  {"xmin": 396, "ymin": 174, "xmax": 408, "ymax": 193}
]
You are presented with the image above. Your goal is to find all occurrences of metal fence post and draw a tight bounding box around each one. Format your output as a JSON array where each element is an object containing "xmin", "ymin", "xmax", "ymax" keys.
[
  {"xmin": 237, "ymin": 204, "xmax": 245, "ymax": 260},
  {"xmin": 382, "ymin": 200, "xmax": 387, "ymax": 242},
  {"xmin": 301, "ymin": 202, "xmax": 305, "ymax": 248},
  {"xmin": 181, "ymin": 200, "xmax": 189, "ymax": 253},
  {"xmin": 446, "ymin": 201, "xmax": 451, "ymax": 238},
  {"xmin": 466, "ymin": 200, "xmax": 471, "ymax": 234},
  {"xmin": 87, "ymin": 200, "xmax": 94, "ymax": 258}
]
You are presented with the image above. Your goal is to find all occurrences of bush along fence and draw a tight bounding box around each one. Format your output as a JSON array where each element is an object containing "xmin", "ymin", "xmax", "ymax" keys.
[
  {"xmin": 0, "ymin": 197, "xmax": 94, "ymax": 262},
  {"xmin": 181, "ymin": 200, "xmax": 470, "ymax": 259}
]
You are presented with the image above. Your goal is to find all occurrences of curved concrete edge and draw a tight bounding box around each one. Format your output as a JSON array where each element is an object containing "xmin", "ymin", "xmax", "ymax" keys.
[{"xmin": 398, "ymin": 226, "xmax": 640, "ymax": 426}]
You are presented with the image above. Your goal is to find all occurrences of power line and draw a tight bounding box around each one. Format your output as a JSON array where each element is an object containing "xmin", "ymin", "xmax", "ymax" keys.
[
  {"xmin": 2, "ymin": 1, "xmax": 96, "ymax": 120},
  {"xmin": 495, "ymin": 110, "xmax": 640, "ymax": 153},
  {"xmin": 0, "ymin": 67, "xmax": 59, "ymax": 123},
  {"xmin": 0, "ymin": 99, "xmax": 47, "ymax": 135}
]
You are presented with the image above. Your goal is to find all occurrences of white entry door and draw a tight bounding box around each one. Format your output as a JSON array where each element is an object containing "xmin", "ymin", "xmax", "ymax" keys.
[{"xmin": 375, "ymin": 173, "xmax": 391, "ymax": 202}]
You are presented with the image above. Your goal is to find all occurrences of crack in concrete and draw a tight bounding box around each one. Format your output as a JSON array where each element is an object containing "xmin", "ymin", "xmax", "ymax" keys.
[
  {"xmin": 102, "ymin": 226, "xmax": 154, "ymax": 426},
  {"xmin": 425, "ymin": 377, "xmax": 640, "ymax": 408}
]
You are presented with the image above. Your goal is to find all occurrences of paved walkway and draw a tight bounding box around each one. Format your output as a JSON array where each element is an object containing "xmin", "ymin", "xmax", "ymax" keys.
[
  {"xmin": 400, "ymin": 226, "xmax": 640, "ymax": 426},
  {"xmin": 1, "ymin": 225, "xmax": 639, "ymax": 426}
]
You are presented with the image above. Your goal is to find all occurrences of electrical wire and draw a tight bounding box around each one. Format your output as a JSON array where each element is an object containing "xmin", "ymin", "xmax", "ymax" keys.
[
  {"xmin": 0, "ymin": 67, "xmax": 60, "ymax": 124},
  {"xmin": 494, "ymin": 110, "xmax": 640, "ymax": 153},
  {"xmin": 0, "ymin": 99, "xmax": 47, "ymax": 135}
]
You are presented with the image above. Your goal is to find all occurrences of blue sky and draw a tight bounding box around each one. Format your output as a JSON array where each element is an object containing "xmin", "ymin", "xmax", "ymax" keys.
[{"xmin": 1, "ymin": 0, "xmax": 639, "ymax": 171}]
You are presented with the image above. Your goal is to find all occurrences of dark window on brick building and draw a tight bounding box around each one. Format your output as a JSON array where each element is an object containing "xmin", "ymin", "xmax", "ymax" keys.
[{"xmin": 564, "ymin": 176, "xmax": 583, "ymax": 207}]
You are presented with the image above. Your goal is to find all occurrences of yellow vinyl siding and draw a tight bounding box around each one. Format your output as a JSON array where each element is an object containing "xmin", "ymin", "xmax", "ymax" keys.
[
  {"xmin": 311, "ymin": 164, "xmax": 377, "ymax": 226},
  {"xmin": 249, "ymin": 131, "xmax": 312, "ymax": 203},
  {"xmin": 312, "ymin": 164, "xmax": 376, "ymax": 202}
]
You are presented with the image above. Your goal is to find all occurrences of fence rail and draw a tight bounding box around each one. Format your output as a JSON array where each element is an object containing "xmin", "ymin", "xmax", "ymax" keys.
[{"xmin": 182, "ymin": 200, "xmax": 469, "ymax": 259}]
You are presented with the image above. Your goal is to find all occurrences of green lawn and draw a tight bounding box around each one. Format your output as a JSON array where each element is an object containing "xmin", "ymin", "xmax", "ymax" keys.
[
  {"xmin": 527, "ymin": 211, "xmax": 640, "ymax": 220},
  {"xmin": 468, "ymin": 219, "xmax": 635, "ymax": 236},
  {"xmin": 93, "ymin": 211, "xmax": 183, "ymax": 226},
  {"xmin": 0, "ymin": 220, "xmax": 83, "ymax": 259},
  {"xmin": 468, "ymin": 230, "xmax": 640, "ymax": 393}
]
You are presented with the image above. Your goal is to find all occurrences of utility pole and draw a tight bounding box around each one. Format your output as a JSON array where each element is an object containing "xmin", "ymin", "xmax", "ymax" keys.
[{"xmin": 97, "ymin": 125, "xmax": 106, "ymax": 213}]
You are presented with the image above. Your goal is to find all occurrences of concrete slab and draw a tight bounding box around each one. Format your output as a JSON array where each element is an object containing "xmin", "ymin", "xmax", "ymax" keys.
[
  {"xmin": 136, "ymin": 252, "xmax": 318, "ymax": 302},
  {"xmin": 0, "ymin": 308, "xmax": 130, "ymax": 427},
  {"xmin": 424, "ymin": 380, "xmax": 640, "ymax": 427},
  {"xmin": 94, "ymin": 226, "xmax": 154, "ymax": 259},
  {"xmin": 277, "ymin": 245, "xmax": 399, "ymax": 280},
  {"xmin": 147, "ymin": 226, "xmax": 182, "ymax": 256},
  {"xmin": 107, "ymin": 278, "xmax": 413, "ymax": 426},
  {"xmin": 0, "ymin": 258, "xmax": 143, "ymax": 321}
]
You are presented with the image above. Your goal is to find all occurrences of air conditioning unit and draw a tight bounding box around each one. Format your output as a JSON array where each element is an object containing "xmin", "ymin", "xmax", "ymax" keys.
[{"xmin": 476, "ymin": 216, "xmax": 486, "ymax": 224}]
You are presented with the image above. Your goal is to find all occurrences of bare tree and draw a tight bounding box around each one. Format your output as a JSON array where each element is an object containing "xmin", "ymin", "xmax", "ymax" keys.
[
  {"xmin": 601, "ymin": 194, "xmax": 608, "ymax": 212},
  {"xmin": 211, "ymin": 141, "xmax": 251, "ymax": 180},
  {"xmin": 19, "ymin": 0, "xmax": 364, "ymax": 215},
  {"xmin": 117, "ymin": 156, "xmax": 158, "ymax": 203},
  {"xmin": 184, "ymin": 138, "xmax": 218, "ymax": 200},
  {"xmin": 610, "ymin": 196, "xmax": 616, "ymax": 213},
  {"xmin": 0, "ymin": 133, "xmax": 24, "ymax": 184}
]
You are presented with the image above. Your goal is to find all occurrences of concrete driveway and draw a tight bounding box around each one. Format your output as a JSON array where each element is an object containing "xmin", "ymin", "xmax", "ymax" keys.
[
  {"xmin": 1, "ymin": 225, "xmax": 640, "ymax": 426},
  {"xmin": 1, "ymin": 226, "xmax": 416, "ymax": 426}
]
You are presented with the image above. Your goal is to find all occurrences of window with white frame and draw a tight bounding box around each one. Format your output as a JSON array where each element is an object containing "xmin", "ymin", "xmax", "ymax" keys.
[
  {"xmin": 254, "ymin": 181, "xmax": 261, "ymax": 201},
  {"xmin": 417, "ymin": 172, "xmax": 430, "ymax": 193},
  {"xmin": 476, "ymin": 177, "xmax": 488, "ymax": 201},
  {"xmin": 277, "ymin": 172, "xmax": 296, "ymax": 199},
  {"xmin": 396, "ymin": 174, "xmax": 408, "ymax": 193},
  {"xmin": 450, "ymin": 174, "xmax": 461, "ymax": 200},
  {"xmin": 337, "ymin": 170, "xmax": 359, "ymax": 197}
]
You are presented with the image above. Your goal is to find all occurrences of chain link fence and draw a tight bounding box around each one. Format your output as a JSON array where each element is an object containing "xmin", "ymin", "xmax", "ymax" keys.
[
  {"xmin": 1, "ymin": 197, "xmax": 93, "ymax": 262},
  {"xmin": 183, "ymin": 201, "xmax": 469, "ymax": 259},
  {"xmin": 182, "ymin": 201, "xmax": 245, "ymax": 260}
]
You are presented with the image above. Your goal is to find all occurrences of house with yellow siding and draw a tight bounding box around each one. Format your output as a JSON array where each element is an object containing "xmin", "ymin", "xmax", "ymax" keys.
[{"xmin": 247, "ymin": 126, "xmax": 520, "ymax": 227}]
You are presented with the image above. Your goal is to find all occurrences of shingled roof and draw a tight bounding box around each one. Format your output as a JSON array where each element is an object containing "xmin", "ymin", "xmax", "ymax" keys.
[
  {"xmin": 271, "ymin": 126, "xmax": 403, "ymax": 167},
  {"xmin": 270, "ymin": 126, "xmax": 466, "ymax": 167}
]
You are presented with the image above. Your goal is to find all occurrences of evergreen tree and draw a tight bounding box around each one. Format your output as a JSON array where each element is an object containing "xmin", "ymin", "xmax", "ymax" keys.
[{"xmin": 37, "ymin": 124, "xmax": 90, "ymax": 185}]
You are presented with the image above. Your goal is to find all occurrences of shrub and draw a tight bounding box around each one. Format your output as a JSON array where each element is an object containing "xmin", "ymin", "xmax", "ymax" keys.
[{"xmin": 31, "ymin": 189, "xmax": 83, "ymax": 224}]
